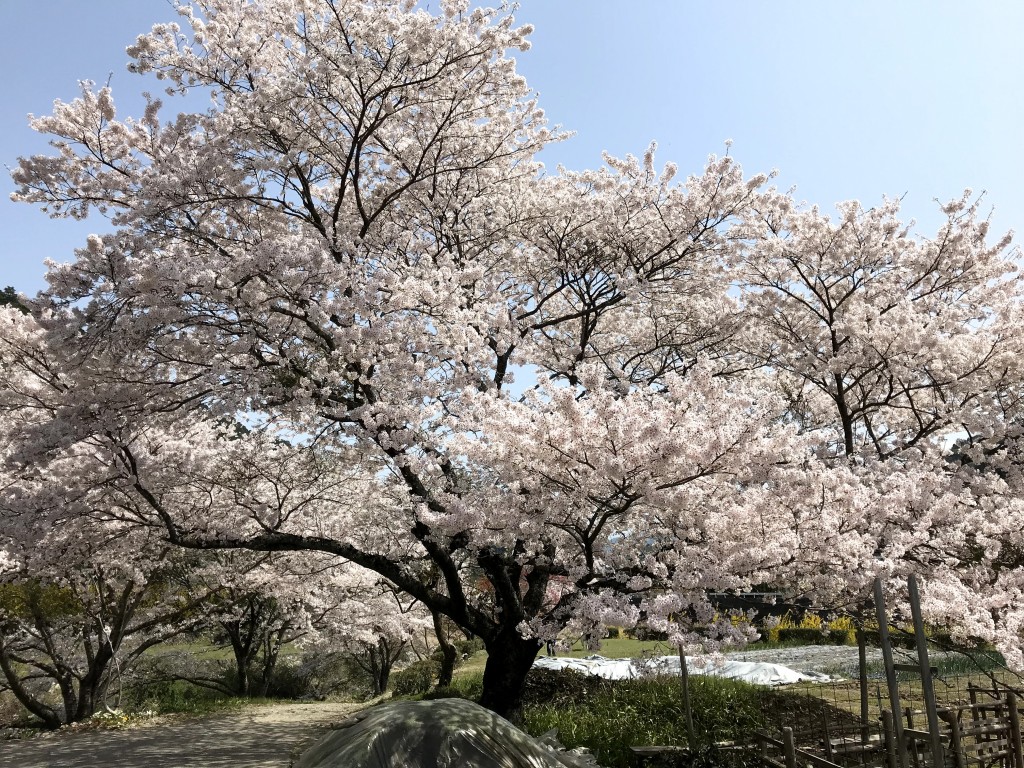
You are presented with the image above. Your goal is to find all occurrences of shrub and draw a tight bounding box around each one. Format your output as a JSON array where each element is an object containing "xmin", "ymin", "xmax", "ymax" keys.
[
  {"xmin": 765, "ymin": 613, "xmax": 856, "ymax": 645},
  {"xmin": 857, "ymin": 629, "xmax": 916, "ymax": 649},
  {"xmin": 421, "ymin": 672, "xmax": 484, "ymax": 702},
  {"xmin": 438, "ymin": 636, "xmax": 484, "ymax": 664},
  {"xmin": 289, "ymin": 651, "xmax": 365, "ymax": 700},
  {"xmin": 262, "ymin": 658, "xmax": 311, "ymax": 699},
  {"xmin": 517, "ymin": 673, "xmax": 766, "ymax": 768},
  {"xmin": 0, "ymin": 690, "xmax": 28, "ymax": 728},
  {"xmin": 122, "ymin": 678, "xmax": 242, "ymax": 716},
  {"xmin": 454, "ymin": 637, "xmax": 485, "ymax": 657},
  {"xmin": 390, "ymin": 659, "xmax": 439, "ymax": 696},
  {"xmin": 628, "ymin": 627, "xmax": 670, "ymax": 641},
  {"xmin": 520, "ymin": 668, "xmax": 609, "ymax": 710},
  {"xmin": 775, "ymin": 628, "xmax": 840, "ymax": 645}
]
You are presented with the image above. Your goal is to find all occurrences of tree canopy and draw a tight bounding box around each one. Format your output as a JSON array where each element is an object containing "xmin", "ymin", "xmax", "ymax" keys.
[{"xmin": 4, "ymin": 0, "xmax": 1024, "ymax": 714}]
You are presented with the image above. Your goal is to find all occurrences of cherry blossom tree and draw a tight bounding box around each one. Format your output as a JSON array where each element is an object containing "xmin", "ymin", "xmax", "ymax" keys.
[
  {"xmin": 318, "ymin": 576, "xmax": 432, "ymax": 696},
  {"xmin": 738, "ymin": 192, "xmax": 1020, "ymax": 460},
  {"xmin": 162, "ymin": 552, "xmax": 343, "ymax": 699},
  {"xmin": 0, "ymin": 307, "xmax": 227, "ymax": 727},
  {"xmin": 7, "ymin": 0, "xmax": 798, "ymax": 714},
  {"xmin": 734, "ymin": 190, "xmax": 1024, "ymax": 660},
  {"xmin": 13, "ymin": 0, "xmax": 1024, "ymax": 715},
  {"xmin": 0, "ymin": 532, "xmax": 219, "ymax": 728}
]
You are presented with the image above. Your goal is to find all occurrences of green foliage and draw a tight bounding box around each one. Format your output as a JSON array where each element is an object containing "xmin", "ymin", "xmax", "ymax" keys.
[
  {"xmin": 296, "ymin": 651, "xmax": 368, "ymax": 700},
  {"xmin": 0, "ymin": 690, "xmax": 33, "ymax": 729},
  {"xmin": 517, "ymin": 671, "xmax": 767, "ymax": 768},
  {"xmin": 421, "ymin": 672, "xmax": 485, "ymax": 702},
  {"xmin": 775, "ymin": 628, "xmax": 845, "ymax": 645},
  {"xmin": 627, "ymin": 627, "xmax": 670, "ymax": 641},
  {"xmin": 0, "ymin": 286, "xmax": 28, "ymax": 314},
  {"xmin": 562, "ymin": 637, "xmax": 672, "ymax": 659},
  {"xmin": 429, "ymin": 636, "xmax": 484, "ymax": 665},
  {"xmin": 763, "ymin": 613, "xmax": 856, "ymax": 646},
  {"xmin": 122, "ymin": 678, "xmax": 256, "ymax": 716},
  {"xmin": 261, "ymin": 660, "xmax": 310, "ymax": 699},
  {"xmin": 390, "ymin": 658, "xmax": 439, "ymax": 696},
  {"xmin": 857, "ymin": 629, "xmax": 916, "ymax": 649},
  {"xmin": 452, "ymin": 637, "xmax": 485, "ymax": 658},
  {"xmin": 390, "ymin": 638, "xmax": 484, "ymax": 697},
  {"xmin": 0, "ymin": 581, "xmax": 83, "ymax": 622}
]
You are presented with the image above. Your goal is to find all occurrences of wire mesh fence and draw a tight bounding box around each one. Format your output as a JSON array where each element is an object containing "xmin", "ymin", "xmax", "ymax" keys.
[{"xmin": 742, "ymin": 634, "xmax": 1024, "ymax": 768}]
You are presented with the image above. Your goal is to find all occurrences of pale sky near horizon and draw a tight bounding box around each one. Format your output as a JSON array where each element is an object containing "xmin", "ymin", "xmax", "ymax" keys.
[{"xmin": 2, "ymin": 1, "xmax": 1022, "ymax": 295}]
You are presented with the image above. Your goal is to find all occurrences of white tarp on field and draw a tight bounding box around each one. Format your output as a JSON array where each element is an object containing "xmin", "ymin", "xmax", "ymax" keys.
[{"xmin": 532, "ymin": 654, "xmax": 835, "ymax": 685}]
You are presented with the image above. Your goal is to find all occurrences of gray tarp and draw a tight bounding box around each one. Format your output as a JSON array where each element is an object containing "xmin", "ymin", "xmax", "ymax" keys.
[{"xmin": 294, "ymin": 698, "xmax": 597, "ymax": 768}]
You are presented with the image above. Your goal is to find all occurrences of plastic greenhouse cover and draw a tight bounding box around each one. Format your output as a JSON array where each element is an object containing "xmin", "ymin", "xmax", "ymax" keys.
[{"xmin": 294, "ymin": 698, "xmax": 598, "ymax": 768}]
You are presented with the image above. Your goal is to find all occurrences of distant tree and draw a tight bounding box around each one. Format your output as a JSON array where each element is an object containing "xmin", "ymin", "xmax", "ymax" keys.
[
  {"xmin": 0, "ymin": 536, "xmax": 218, "ymax": 728},
  {"xmin": 0, "ymin": 287, "xmax": 27, "ymax": 315}
]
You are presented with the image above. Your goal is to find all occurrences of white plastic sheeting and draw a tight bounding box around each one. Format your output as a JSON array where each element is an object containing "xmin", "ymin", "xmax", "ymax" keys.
[
  {"xmin": 294, "ymin": 698, "xmax": 598, "ymax": 768},
  {"xmin": 532, "ymin": 654, "xmax": 835, "ymax": 685}
]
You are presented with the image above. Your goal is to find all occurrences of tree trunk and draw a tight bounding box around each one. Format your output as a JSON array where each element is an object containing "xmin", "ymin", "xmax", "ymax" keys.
[
  {"xmin": 376, "ymin": 656, "xmax": 392, "ymax": 695},
  {"xmin": 0, "ymin": 644, "xmax": 62, "ymax": 729},
  {"xmin": 232, "ymin": 646, "xmax": 251, "ymax": 697},
  {"xmin": 255, "ymin": 631, "xmax": 283, "ymax": 698},
  {"xmin": 366, "ymin": 642, "xmax": 386, "ymax": 696},
  {"xmin": 478, "ymin": 631, "xmax": 542, "ymax": 717},
  {"xmin": 72, "ymin": 643, "xmax": 114, "ymax": 722},
  {"xmin": 433, "ymin": 610, "xmax": 458, "ymax": 687}
]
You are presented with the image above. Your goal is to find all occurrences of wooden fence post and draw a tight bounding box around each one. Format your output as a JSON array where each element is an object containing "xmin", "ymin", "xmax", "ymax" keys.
[
  {"xmin": 783, "ymin": 726, "xmax": 797, "ymax": 768},
  {"xmin": 883, "ymin": 710, "xmax": 898, "ymax": 768},
  {"xmin": 678, "ymin": 644, "xmax": 696, "ymax": 749},
  {"xmin": 822, "ymin": 708, "xmax": 834, "ymax": 762},
  {"xmin": 1008, "ymin": 691, "xmax": 1024, "ymax": 768},
  {"xmin": 908, "ymin": 575, "xmax": 945, "ymax": 768},
  {"xmin": 875, "ymin": 579, "xmax": 908, "ymax": 768},
  {"xmin": 859, "ymin": 628, "xmax": 871, "ymax": 745},
  {"xmin": 905, "ymin": 708, "xmax": 921, "ymax": 768},
  {"xmin": 947, "ymin": 712, "xmax": 965, "ymax": 768}
]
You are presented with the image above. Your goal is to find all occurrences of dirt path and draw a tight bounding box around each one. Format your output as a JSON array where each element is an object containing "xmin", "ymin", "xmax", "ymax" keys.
[{"xmin": 0, "ymin": 701, "xmax": 365, "ymax": 768}]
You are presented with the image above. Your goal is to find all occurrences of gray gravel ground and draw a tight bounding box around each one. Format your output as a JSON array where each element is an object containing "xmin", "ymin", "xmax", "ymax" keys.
[{"xmin": 0, "ymin": 702, "xmax": 363, "ymax": 768}]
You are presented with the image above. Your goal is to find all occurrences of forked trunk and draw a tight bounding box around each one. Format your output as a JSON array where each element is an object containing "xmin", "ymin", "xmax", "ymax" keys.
[
  {"xmin": 478, "ymin": 631, "xmax": 542, "ymax": 717},
  {"xmin": 433, "ymin": 610, "xmax": 458, "ymax": 687}
]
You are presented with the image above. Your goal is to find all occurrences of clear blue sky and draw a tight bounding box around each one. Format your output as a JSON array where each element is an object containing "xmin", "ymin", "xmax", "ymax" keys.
[{"xmin": 2, "ymin": 1, "xmax": 1022, "ymax": 295}]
